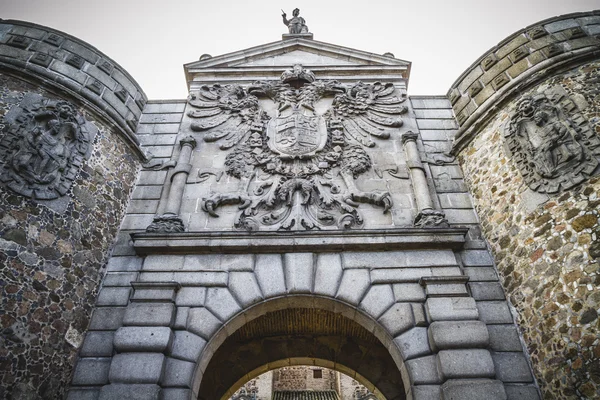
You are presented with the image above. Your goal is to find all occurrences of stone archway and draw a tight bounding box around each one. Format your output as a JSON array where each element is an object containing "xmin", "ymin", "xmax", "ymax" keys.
[{"xmin": 196, "ymin": 303, "xmax": 405, "ymax": 400}]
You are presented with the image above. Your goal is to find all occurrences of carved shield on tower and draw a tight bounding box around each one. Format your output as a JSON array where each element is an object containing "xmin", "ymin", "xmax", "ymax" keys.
[
  {"xmin": 0, "ymin": 94, "xmax": 95, "ymax": 200},
  {"xmin": 267, "ymin": 112, "xmax": 327, "ymax": 159}
]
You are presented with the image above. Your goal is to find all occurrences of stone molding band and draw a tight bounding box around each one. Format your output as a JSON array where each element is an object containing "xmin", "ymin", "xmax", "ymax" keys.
[
  {"xmin": 130, "ymin": 227, "xmax": 469, "ymax": 255},
  {"xmin": 0, "ymin": 19, "xmax": 148, "ymax": 160}
]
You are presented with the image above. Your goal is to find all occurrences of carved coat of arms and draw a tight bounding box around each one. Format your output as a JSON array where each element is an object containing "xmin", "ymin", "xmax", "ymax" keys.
[
  {"xmin": 505, "ymin": 87, "xmax": 600, "ymax": 193},
  {"xmin": 0, "ymin": 95, "xmax": 94, "ymax": 200},
  {"xmin": 187, "ymin": 65, "xmax": 407, "ymax": 231}
]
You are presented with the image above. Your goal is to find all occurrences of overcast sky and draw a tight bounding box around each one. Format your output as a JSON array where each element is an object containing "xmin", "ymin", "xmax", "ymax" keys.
[{"xmin": 1, "ymin": 0, "xmax": 598, "ymax": 99}]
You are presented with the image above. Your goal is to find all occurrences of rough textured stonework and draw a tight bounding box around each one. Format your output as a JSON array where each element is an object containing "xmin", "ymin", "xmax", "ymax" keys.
[
  {"xmin": 0, "ymin": 75, "xmax": 140, "ymax": 399},
  {"xmin": 457, "ymin": 60, "xmax": 600, "ymax": 399}
]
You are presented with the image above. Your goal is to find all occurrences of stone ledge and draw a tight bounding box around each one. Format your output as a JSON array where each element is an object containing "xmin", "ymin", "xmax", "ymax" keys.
[{"xmin": 130, "ymin": 228, "xmax": 468, "ymax": 255}]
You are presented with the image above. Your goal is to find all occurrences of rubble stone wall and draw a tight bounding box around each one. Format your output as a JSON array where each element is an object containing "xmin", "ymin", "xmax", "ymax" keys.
[{"xmin": 457, "ymin": 60, "xmax": 600, "ymax": 399}]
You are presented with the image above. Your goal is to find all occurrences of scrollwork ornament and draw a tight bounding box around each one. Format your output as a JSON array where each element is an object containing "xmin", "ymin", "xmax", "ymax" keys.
[
  {"xmin": 505, "ymin": 87, "xmax": 600, "ymax": 194},
  {"xmin": 0, "ymin": 94, "xmax": 95, "ymax": 200}
]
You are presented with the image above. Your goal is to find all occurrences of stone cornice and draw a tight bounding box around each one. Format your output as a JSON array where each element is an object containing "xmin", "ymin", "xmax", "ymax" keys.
[{"xmin": 130, "ymin": 228, "xmax": 468, "ymax": 255}]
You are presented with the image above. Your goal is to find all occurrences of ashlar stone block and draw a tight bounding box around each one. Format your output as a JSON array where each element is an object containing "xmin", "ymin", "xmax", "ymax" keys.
[
  {"xmin": 109, "ymin": 353, "xmax": 166, "ymax": 384},
  {"xmin": 229, "ymin": 272, "xmax": 263, "ymax": 307},
  {"xmin": 425, "ymin": 297, "xmax": 479, "ymax": 322},
  {"xmin": 313, "ymin": 253, "xmax": 343, "ymax": 297},
  {"xmin": 72, "ymin": 357, "xmax": 111, "ymax": 385},
  {"xmin": 394, "ymin": 327, "xmax": 431, "ymax": 361},
  {"xmin": 487, "ymin": 325, "xmax": 524, "ymax": 352},
  {"xmin": 161, "ymin": 388, "xmax": 192, "ymax": 400},
  {"xmin": 492, "ymin": 352, "xmax": 534, "ymax": 383},
  {"xmin": 170, "ymin": 330, "xmax": 207, "ymax": 362},
  {"xmin": 359, "ymin": 285, "xmax": 394, "ymax": 319},
  {"xmin": 113, "ymin": 326, "xmax": 173, "ymax": 353},
  {"xmin": 205, "ymin": 288, "xmax": 241, "ymax": 321},
  {"xmin": 378, "ymin": 303, "xmax": 415, "ymax": 337},
  {"xmin": 80, "ymin": 331, "xmax": 114, "ymax": 357},
  {"xmin": 440, "ymin": 379, "xmax": 507, "ymax": 400},
  {"xmin": 336, "ymin": 269, "xmax": 370, "ymax": 306},
  {"xmin": 162, "ymin": 357, "xmax": 195, "ymax": 388},
  {"xmin": 402, "ymin": 355, "xmax": 442, "ymax": 385},
  {"xmin": 476, "ymin": 301, "xmax": 513, "ymax": 324},
  {"xmin": 123, "ymin": 303, "xmax": 175, "ymax": 327},
  {"xmin": 186, "ymin": 307, "xmax": 222, "ymax": 340},
  {"xmin": 255, "ymin": 254, "xmax": 286, "ymax": 298},
  {"xmin": 99, "ymin": 384, "xmax": 161, "ymax": 400},
  {"xmin": 428, "ymin": 321, "xmax": 489, "ymax": 351},
  {"xmin": 284, "ymin": 252, "xmax": 314, "ymax": 293},
  {"xmin": 437, "ymin": 349, "xmax": 495, "ymax": 379}
]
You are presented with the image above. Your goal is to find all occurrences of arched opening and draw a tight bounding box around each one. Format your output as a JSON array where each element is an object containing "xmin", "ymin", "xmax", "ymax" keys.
[{"xmin": 194, "ymin": 297, "xmax": 406, "ymax": 400}]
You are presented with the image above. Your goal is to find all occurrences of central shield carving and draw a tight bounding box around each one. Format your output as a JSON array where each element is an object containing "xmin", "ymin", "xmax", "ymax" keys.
[{"xmin": 268, "ymin": 112, "xmax": 327, "ymax": 159}]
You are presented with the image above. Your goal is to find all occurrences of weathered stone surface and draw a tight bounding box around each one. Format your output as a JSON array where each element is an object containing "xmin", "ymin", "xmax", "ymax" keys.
[
  {"xmin": 170, "ymin": 330, "xmax": 206, "ymax": 362},
  {"xmin": 80, "ymin": 331, "xmax": 114, "ymax": 357},
  {"xmin": 99, "ymin": 384, "xmax": 161, "ymax": 400},
  {"xmin": 487, "ymin": 325, "xmax": 524, "ymax": 352},
  {"xmin": 72, "ymin": 358, "xmax": 111, "ymax": 385},
  {"xmin": 254, "ymin": 254, "xmax": 286, "ymax": 298},
  {"xmin": 113, "ymin": 326, "xmax": 173, "ymax": 353},
  {"xmin": 89, "ymin": 307, "xmax": 126, "ymax": 330},
  {"xmin": 161, "ymin": 388, "xmax": 192, "ymax": 400},
  {"xmin": 476, "ymin": 301, "xmax": 513, "ymax": 324},
  {"xmin": 229, "ymin": 272, "xmax": 263, "ymax": 307},
  {"xmin": 378, "ymin": 303, "xmax": 415, "ymax": 337},
  {"xmin": 186, "ymin": 307, "xmax": 222, "ymax": 340},
  {"xmin": 284, "ymin": 252, "xmax": 314, "ymax": 294},
  {"xmin": 66, "ymin": 388, "xmax": 101, "ymax": 400},
  {"xmin": 394, "ymin": 327, "xmax": 431, "ymax": 360},
  {"xmin": 108, "ymin": 353, "xmax": 166, "ymax": 384},
  {"xmin": 359, "ymin": 285, "xmax": 394, "ymax": 319},
  {"xmin": 205, "ymin": 288, "xmax": 241, "ymax": 321},
  {"xmin": 428, "ymin": 321, "xmax": 489, "ymax": 351},
  {"xmin": 437, "ymin": 349, "xmax": 495, "ymax": 379},
  {"xmin": 175, "ymin": 287, "xmax": 206, "ymax": 307},
  {"xmin": 492, "ymin": 352, "xmax": 534, "ymax": 382},
  {"xmin": 162, "ymin": 357, "xmax": 195, "ymax": 388},
  {"xmin": 504, "ymin": 385, "xmax": 541, "ymax": 399},
  {"xmin": 313, "ymin": 253, "xmax": 343, "ymax": 296},
  {"xmin": 440, "ymin": 379, "xmax": 507, "ymax": 400},
  {"xmin": 122, "ymin": 303, "xmax": 175, "ymax": 326},
  {"xmin": 336, "ymin": 269, "xmax": 370, "ymax": 305},
  {"xmin": 402, "ymin": 355, "xmax": 442, "ymax": 385},
  {"xmin": 425, "ymin": 297, "xmax": 479, "ymax": 321}
]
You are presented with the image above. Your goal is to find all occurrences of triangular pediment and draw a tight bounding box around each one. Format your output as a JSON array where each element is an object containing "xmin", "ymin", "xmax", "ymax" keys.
[
  {"xmin": 186, "ymin": 38, "xmax": 410, "ymax": 69},
  {"xmin": 184, "ymin": 38, "xmax": 411, "ymax": 89}
]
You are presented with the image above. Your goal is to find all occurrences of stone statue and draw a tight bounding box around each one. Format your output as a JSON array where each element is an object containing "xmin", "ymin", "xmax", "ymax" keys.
[{"xmin": 282, "ymin": 8, "xmax": 309, "ymax": 34}]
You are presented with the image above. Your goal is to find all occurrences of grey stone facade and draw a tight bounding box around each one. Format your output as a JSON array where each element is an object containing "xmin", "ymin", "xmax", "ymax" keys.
[{"xmin": 3, "ymin": 9, "xmax": 600, "ymax": 400}]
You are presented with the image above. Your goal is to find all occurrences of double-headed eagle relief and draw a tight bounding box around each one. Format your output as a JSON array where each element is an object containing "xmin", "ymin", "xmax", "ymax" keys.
[
  {"xmin": 0, "ymin": 95, "xmax": 93, "ymax": 201},
  {"xmin": 188, "ymin": 65, "xmax": 407, "ymax": 231},
  {"xmin": 505, "ymin": 87, "xmax": 600, "ymax": 194}
]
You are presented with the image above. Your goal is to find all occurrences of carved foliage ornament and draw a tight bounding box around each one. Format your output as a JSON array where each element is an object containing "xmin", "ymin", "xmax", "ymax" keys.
[
  {"xmin": 505, "ymin": 87, "xmax": 600, "ymax": 194},
  {"xmin": 188, "ymin": 65, "xmax": 407, "ymax": 231},
  {"xmin": 0, "ymin": 95, "xmax": 94, "ymax": 200}
]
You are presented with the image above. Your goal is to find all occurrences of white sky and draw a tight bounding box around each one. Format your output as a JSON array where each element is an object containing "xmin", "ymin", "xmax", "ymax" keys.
[{"xmin": 1, "ymin": 0, "xmax": 598, "ymax": 99}]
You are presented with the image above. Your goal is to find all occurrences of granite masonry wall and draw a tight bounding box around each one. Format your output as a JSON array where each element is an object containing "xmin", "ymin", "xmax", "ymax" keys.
[
  {"xmin": 0, "ymin": 20, "xmax": 146, "ymax": 400},
  {"xmin": 457, "ymin": 60, "xmax": 600, "ymax": 399}
]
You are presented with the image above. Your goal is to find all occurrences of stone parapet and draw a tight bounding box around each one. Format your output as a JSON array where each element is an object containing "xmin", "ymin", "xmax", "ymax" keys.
[
  {"xmin": 448, "ymin": 10, "xmax": 600, "ymax": 153},
  {"xmin": 0, "ymin": 19, "xmax": 147, "ymax": 160}
]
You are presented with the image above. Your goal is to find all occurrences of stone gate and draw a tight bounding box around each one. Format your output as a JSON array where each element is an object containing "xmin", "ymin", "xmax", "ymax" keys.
[{"xmin": 2, "ymin": 9, "xmax": 600, "ymax": 400}]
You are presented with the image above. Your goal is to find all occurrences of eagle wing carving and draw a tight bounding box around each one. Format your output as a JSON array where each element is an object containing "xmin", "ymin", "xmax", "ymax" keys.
[
  {"xmin": 188, "ymin": 84, "xmax": 264, "ymax": 150},
  {"xmin": 331, "ymin": 82, "xmax": 407, "ymax": 147}
]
